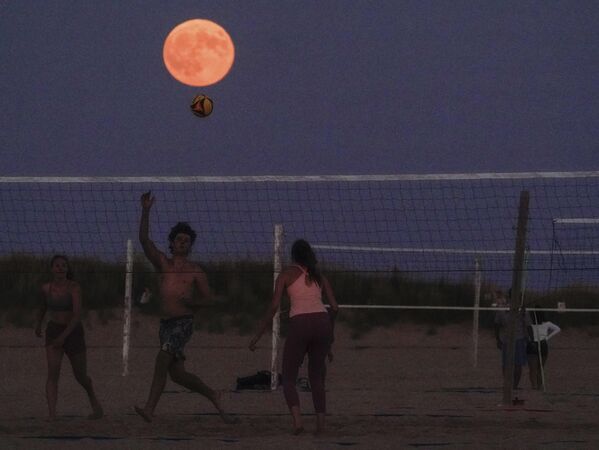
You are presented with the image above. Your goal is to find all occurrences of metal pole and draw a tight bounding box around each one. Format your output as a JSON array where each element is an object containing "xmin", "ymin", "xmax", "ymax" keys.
[
  {"xmin": 271, "ymin": 224, "xmax": 284, "ymax": 390},
  {"xmin": 472, "ymin": 257, "xmax": 481, "ymax": 368},
  {"xmin": 503, "ymin": 191, "xmax": 530, "ymax": 406},
  {"xmin": 122, "ymin": 239, "xmax": 134, "ymax": 377}
]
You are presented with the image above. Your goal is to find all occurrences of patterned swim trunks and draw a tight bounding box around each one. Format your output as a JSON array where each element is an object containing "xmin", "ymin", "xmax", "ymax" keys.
[{"xmin": 159, "ymin": 315, "xmax": 194, "ymax": 360}]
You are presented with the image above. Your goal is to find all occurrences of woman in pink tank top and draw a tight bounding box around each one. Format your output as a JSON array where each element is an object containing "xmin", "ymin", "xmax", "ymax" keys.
[{"xmin": 249, "ymin": 239, "xmax": 339, "ymax": 435}]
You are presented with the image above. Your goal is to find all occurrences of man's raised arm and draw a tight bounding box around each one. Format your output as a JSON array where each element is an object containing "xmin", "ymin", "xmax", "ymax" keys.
[{"xmin": 139, "ymin": 191, "xmax": 163, "ymax": 269}]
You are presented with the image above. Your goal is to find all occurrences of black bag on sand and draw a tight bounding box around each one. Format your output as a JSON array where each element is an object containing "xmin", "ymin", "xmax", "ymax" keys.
[{"xmin": 236, "ymin": 370, "xmax": 281, "ymax": 390}]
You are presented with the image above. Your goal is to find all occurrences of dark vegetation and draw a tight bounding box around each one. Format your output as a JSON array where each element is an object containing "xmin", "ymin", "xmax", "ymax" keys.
[{"xmin": 1, "ymin": 255, "xmax": 597, "ymax": 337}]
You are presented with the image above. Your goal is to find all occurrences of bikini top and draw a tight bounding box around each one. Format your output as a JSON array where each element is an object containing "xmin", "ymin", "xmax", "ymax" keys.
[{"xmin": 46, "ymin": 283, "xmax": 74, "ymax": 312}]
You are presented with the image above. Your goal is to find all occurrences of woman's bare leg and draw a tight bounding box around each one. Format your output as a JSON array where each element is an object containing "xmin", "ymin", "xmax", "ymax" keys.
[
  {"xmin": 315, "ymin": 413, "xmax": 326, "ymax": 435},
  {"xmin": 290, "ymin": 405, "xmax": 304, "ymax": 434},
  {"xmin": 45, "ymin": 346, "xmax": 64, "ymax": 420},
  {"xmin": 68, "ymin": 352, "xmax": 103, "ymax": 419}
]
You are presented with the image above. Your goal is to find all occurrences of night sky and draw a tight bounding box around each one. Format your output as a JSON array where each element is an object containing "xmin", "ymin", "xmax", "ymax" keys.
[{"xmin": 1, "ymin": 1, "xmax": 597, "ymax": 176}]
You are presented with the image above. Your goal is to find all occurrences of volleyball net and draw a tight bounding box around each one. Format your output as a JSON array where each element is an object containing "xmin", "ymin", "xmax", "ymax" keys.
[
  {"xmin": 2, "ymin": 173, "xmax": 598, "ymax": 286},
  {"xmin": 1, "ymin": 172, "xmax": 599, "ymax": 378}
]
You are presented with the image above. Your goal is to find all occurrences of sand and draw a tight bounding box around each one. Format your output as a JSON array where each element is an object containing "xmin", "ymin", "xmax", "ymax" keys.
[{"xmin": 1, "ymin": 312, "xmax": 599, "ymax": 449}]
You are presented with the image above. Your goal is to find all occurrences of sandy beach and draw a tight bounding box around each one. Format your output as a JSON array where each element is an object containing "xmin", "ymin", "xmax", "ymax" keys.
[{"xmin": 1, "ymin": 312, "xmax": 599, "ymax": 449}]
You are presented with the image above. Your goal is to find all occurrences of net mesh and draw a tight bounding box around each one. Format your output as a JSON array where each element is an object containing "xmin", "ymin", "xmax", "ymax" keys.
[{"xmin": 1, "ymin": 173, "xmax": 599, "ymax": 307}]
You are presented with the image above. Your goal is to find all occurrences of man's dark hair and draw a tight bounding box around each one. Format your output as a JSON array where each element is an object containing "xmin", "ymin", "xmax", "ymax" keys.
[{"xmin": 168, "ymin": 222, "xmax": 197, "ymax": 253}]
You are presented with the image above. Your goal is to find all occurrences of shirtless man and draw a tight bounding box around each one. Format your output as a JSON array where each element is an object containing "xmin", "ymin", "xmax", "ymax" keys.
[{"xmin": 134, "ymin": 191, "xmax": 236, "ymax": 424}]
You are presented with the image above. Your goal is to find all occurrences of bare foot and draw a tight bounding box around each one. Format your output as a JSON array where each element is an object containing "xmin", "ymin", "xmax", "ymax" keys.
[
  {"xmin": 88, "ymin": 402, "xmax": 104, "ymax": 420},
  {"xmin": 314, "ymin": 427, "xmax": 326, "ymax": 436},
  {"xmin": 212, "ymin": 390, "xmax": 225, "ymax": 411},
  {"xmin": 88, "ymin": 409, "xmax": 103, "ymax": 420},
  {"xmin": 220, "ymin": 413, "xmax": 240, "ymax": 425},
  {"xmin": 212, "ymin": 390, "xmax": 240, "ymax": 424},
  {"xmin": 290, "ymin": 405, "xmax": 303, "ymax": 435},
  {"xmin": 134, "ymin": 405, "xmax": 152, "ymax": 423}
]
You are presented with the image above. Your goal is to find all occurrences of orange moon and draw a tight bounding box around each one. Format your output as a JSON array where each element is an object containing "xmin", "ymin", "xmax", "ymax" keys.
[{"xmin": 163, "ymin": 19, "xmax": 235, "ymax": 87}]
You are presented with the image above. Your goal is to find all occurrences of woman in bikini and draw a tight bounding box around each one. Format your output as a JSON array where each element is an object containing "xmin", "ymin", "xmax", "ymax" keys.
[
  {"xmin": 249, "ymin": 239, "xmax": 339, "ymax": 435},
  {"xmin": 34, "ymin": 254, "xmax": 103, "ymax": 420}
]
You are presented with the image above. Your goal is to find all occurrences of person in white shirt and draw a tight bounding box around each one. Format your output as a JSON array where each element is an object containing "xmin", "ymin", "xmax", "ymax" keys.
[{"xmin": 527, "ymin": 305, "xmax": 560, "ymax": 390}]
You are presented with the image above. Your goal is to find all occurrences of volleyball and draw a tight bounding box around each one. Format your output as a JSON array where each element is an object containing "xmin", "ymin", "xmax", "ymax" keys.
[{"xmin": 190, "ymin": 94, "xmax": 213, "ymax": 118}]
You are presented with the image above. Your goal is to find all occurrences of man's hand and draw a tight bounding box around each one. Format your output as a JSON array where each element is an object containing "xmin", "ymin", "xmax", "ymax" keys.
[
  {"xmin": 140, "ymin": 191, "xmax": 155, "ymax": 210},
  {"xmin": 248, "ymin": 336, "xmax": 259, "ymax": 352}
]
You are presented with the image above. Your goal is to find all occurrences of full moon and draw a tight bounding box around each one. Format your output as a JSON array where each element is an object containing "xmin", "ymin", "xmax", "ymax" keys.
[{"xmin": 163, "ymin": 19, "xmax": 235, "ymax": 87}]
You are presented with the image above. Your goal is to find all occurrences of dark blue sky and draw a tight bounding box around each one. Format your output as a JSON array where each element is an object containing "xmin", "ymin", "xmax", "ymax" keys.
[{"xmin": 1, "ymin": 1, "xmax": 597, "ymax": 176}]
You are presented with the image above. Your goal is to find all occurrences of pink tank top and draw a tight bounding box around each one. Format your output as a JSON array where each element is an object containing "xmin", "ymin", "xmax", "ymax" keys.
[{"xmin": 287, "ymin": 265, "xmax": 326, "ymax": 318}]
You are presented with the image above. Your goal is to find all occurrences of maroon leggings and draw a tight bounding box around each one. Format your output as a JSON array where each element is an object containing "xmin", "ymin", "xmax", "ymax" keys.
[{"xmin": 282, "ymin": 312, "xmax": 332, "ymax": 413}]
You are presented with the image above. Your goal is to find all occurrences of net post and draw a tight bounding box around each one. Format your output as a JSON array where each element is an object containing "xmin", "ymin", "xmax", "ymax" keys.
[
  {"xmin": 472, "ymin": 256, "xmax": 482, "ymax": 368},
  {"xmin": 503, "ymin": 190, "xmax": 530, "ymax": 405},
  {"xmin": 539, "ymin": 324, "xmax": 547, "ymax": 392},
  {"xmin": 271, "ymin": 224, "xmax": 284, "ymax": 390},
  {"xmin": 122, "ymin": 239, "xmax": 134, "ymax": 377}
]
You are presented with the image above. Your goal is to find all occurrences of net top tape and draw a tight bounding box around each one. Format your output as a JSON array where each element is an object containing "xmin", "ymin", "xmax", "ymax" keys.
[{"xmin": 2, "ymin": 171, "xmax": 599, "ymax": 183}]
